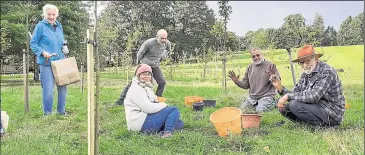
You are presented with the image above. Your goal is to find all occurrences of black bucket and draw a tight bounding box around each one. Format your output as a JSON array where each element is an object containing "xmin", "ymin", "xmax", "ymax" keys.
[
  {"xmin": 193, "ymin": 102, "xmax": 205, "ymax": 111},
  {"xmin": 203, "ymin": 100, "xmax": 216, "ymax": 107}
]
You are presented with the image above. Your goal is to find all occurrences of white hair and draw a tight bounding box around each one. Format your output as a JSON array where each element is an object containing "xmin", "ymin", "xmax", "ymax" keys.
[
  {"xmin": 42, "ymin": 4, "xmax": 59, "ymax": 17},
  {"xmin": 156, "ymin": 29, "xmax": 168, "ymax": 37}
]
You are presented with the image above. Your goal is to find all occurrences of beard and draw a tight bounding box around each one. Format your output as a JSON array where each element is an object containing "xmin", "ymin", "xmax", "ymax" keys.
[
  {"xmin": 303, "ymin": 64, "xmax": 316, "ymax": 74},
  {"xmin": 253, "ymin": 59, "xmax": 264, "ymax": 65}
]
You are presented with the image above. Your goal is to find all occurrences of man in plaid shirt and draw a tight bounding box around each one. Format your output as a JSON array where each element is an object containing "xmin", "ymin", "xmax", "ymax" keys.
[{"xmin": 270, "ymin": 45, "xmax": 345, "ymax": 126}]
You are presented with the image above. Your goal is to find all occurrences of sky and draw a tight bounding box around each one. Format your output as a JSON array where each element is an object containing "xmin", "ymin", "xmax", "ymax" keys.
[
  {"xmin": 206, "ymin": 1, "xmax": 364, "ymax": 36},
  {"xmin": 93, "ymin": 1, "xmax": 364, "ymax": 37}
]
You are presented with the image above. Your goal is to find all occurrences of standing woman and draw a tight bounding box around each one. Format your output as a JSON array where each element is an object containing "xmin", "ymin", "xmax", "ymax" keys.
[{"xmin": 30, "ymin": 4, "xmax": 67, "ymax": 116}]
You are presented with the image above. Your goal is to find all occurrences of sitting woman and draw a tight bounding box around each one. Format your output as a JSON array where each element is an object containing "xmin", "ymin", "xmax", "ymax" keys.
[{"xmin": 124, "ymin": 64, "xmax": 184, "ymax": 138}]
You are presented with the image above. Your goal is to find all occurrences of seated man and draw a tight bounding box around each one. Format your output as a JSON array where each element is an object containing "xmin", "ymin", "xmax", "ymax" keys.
[
  {"xmin": 228, "ymin": 47, "xmax": 281, "ymax": 114},
  {"xmin": 270, "ymin": 45, "xmax": 345, "ymax": 127}
]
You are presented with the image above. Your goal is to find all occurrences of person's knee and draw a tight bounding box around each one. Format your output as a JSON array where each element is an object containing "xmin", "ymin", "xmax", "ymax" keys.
[
  {"xmin": 256, "ymin": 99, "xmax": 274, "ymax": 113},
  {"xmin": 175, "ymin": 120, "xmax": 184, "ymax": 130},
  {"xmin": 288, "ymin": 100, "xmax": 302, "ymax": 112}
]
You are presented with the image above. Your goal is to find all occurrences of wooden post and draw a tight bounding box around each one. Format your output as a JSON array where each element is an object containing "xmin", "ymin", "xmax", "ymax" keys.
[
  {"xmin": 93, "ymin": 1, "xmax": 100, "ymax": 153},
  {"xmin": 23, "ymin": 49, "xmax": 29, "ymax": 113},
  {"xmin": 87, "ymin": 29, "xmax": 95, "ymax": 155},
  {"xmin": 80, "ymin": 61, "xmax": 84, "ymax": 93}
]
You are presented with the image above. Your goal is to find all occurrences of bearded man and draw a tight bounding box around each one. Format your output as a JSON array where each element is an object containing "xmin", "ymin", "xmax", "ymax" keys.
[
  {"xmin": 270, "ymin": 45, "xmax": 345, "ymax": 127},
  {"xmin": 228, "ymin": 47, "xmax": 281, "ymax": 114}
]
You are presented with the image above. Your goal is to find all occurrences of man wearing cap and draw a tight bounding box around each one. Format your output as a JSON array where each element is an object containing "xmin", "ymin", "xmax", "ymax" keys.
[
  {"xmin": 228, "ymin": 47, "xmax": 281, "ymax": 114},
  {"xmin": 270, "ymin": 45, "xmax": 345, "ymax": 126},
  {"xmin": 115, "ymin": 29, "xmax": 171, "ymax": 105}
]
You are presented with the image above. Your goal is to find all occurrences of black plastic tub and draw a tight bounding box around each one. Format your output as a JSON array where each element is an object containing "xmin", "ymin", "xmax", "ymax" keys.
[
  {"xmin": 193, "ymin": 102, "xmax": 205, "ymax": 111},
  {"xmin": 203, "ymin": 100, "xmax": 216, "ymax": 107}
]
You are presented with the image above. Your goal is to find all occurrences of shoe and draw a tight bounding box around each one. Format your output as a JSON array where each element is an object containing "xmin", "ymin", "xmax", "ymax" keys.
[
  {"xmin": 57, "ymin": 112, "xmax": 67, "ymax": 116},
  {"xmin": 160, "ymin": 131, "xmax": 173, "ymax": 138},
  {"xmin": 43, "ymin": 112, "xmax": 52, "ymax": 117},
  {"xmin": 0, "ymin": 128, "xmax": 5, "ymax": 137}
]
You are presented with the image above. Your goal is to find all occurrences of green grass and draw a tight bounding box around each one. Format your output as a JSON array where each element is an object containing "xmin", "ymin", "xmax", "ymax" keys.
[{"xmin": 1, "ymin": 45, "xmax": 363, "ymax": 154}]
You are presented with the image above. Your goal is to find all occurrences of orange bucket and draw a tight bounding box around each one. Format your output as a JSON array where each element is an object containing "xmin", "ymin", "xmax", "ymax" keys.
[
  {"xmin": 184, "ymin": 96, "xmax": 204, "ymax": 107},
  {"xmin": 210, "ymin": 107, "xmax": 242, "ymax": 137},
  {"xmin": 157, "ymin": 97, "xmax": 167, "ymax": 103},
  {"xmin": 241, "ymin": 114, "xmax": 262, "ymax": 129}
]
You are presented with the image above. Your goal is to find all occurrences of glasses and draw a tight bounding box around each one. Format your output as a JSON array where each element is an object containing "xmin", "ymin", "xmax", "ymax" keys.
[
  {"xmin": 140, "ymin": 72, "xmax": 152, "ymax": 76},
  {"xmin": 251, "ymin": 54, "xmax": 261, "ymax": 58},
  {"xmin": 298, "ymin": 55, "xmax": 315, "ymax": 66}
]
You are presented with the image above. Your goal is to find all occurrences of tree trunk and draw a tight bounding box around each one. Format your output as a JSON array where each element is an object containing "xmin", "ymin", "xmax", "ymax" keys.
[{"xmin": 33, "ymin": 52, "xmax": 39, "ymax": 81}]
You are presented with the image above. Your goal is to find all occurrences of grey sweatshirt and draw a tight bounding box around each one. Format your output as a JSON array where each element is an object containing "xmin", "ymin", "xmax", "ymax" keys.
[
  {"xmin": 235, "ymin": 60, "xmax": 280, "ymax": 100},
  {"xmin": 136, "ymin": 38, "xmax": 171, "ymax": 68}
]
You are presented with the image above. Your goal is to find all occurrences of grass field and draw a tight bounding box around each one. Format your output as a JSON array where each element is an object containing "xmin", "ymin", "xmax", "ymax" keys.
[{"xmin": 0, "ymin": 45, "xmax": 363, "ymax": 154}]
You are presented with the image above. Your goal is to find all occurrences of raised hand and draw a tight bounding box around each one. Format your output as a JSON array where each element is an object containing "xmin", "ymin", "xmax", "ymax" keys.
[
  {"xmin": 265, "ymin": 64, "xmax": 277, "ymax": 77},
  {"xmin": 228, "ymin": 70, "xmax": 240, "ymax": 83}
]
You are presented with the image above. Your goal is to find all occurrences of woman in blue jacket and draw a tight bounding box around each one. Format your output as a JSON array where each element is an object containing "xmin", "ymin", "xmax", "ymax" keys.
[{"xmin": 30, "ymin": 4, "xmax": 67, "ymax": 116}]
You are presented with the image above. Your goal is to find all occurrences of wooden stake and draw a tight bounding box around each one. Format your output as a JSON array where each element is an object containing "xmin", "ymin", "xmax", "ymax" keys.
[
  {"xmin": 93, "ymin": 1, "xmax": 100, "ymax": 153},
  {"xmin": 87, "ymin": 29, "xmax": 95, "ymax": 155},
  {"xmin": 23, "ymin": 49, "xmax": 29, "ymax": 113},
  {"xmin": 81, "ymin": 61, "xmax": 84, "ymax": 93}
]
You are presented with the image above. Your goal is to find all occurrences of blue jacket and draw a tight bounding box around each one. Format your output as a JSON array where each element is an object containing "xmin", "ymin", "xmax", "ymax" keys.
[{"xmin": 30, "ymin": 19, "xmax": 65, "ymax": 65}]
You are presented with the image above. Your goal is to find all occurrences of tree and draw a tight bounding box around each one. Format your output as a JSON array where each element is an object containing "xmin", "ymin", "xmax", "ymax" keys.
[
  {"xmin": 218, "ymin": 0, "xmax": 232, "ymax": 95},
  {"xmin": 281, "ymin": 14, "xmax": 307, "ymax": 48},
  {"xmin": 309, "ymin": 13, "xmax": 325, "ymax": 46},
  {"xmin": 351, "ymin": 13, "xmax": 364, "ymax": 45},
  {"xmin": 337, "ymin": 16, "xmax": 353, "ymax": 45},
  {"xmin": 322, "ymin": 26, "xmax": 338, "ymax": 46}
]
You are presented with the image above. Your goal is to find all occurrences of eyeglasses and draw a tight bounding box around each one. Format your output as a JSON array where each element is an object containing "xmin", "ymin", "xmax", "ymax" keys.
[
  {"xmin": 251, "ymin": 54, "xmax": 261, "ymax": 58},
  {"xmin": 298, "ymin": 55, "xmax": 315, "ymax": 66},
  {"xmin": 140, "ymin": 72, "xmax": 152, "ymax": 76}
]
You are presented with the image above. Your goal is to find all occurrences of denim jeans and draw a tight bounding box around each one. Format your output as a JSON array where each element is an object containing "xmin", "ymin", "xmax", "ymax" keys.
[
  {"xmin": 39, "ymin": 65, "xmax": 67, "ymax": 115},
  {"xmin": 141, "ymin": 106, "xmax": 184, "ymax": 134}
]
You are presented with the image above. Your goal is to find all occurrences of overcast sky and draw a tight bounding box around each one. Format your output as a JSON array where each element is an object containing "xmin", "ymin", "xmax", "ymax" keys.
[{"xmin": 206, "ymin": 1, "xmax": 364, "ymax": 36}]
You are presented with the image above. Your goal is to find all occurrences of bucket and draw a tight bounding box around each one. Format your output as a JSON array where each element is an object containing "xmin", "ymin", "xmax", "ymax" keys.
[
  {"xmin": 184, "ymin": 96, "xmax": 204, "ymax": 107},
  {"xmin": 210, "ymin": 107, "xmax": 242, "ymax": 137},
  {"xmin": 203, "ymin": 100, "xmax": 216, "ymax": 107},
  {"xmin": 157, "ymin": 97, "xmax": 167, "ymax": 103},
  {"xmin": 241, "ymin": 114, "xmax": 262, "ymax": 129},
  {"xmin": 193, "ymin": 102, "xmax": 204, "ymax": 111}
]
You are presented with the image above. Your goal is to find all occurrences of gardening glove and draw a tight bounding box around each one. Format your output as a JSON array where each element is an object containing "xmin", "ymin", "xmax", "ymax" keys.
[{"xmin": 228, "ymin": 70, "xmax": 239, "ymax": 83}]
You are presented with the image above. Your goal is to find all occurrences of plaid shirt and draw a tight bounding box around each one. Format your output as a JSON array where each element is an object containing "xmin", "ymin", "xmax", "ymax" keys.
[{"xmin": 279, "ymin": 61, "xmax": 345, "ymax": 122}]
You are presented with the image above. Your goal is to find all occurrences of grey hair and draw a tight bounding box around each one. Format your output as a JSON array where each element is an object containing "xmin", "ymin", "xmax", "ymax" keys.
[
  {"xmin": 42, "ymin": 4, "xmax": 59, "ymax": 17},
  {"xmin": 249, "ymin": 47, "xmax": 261, "ymax": 53}
]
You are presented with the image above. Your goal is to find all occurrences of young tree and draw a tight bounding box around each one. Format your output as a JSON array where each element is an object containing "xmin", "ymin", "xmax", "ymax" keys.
[{"xmin": 218, "ymin": 0, "xmax": 232, "ymax": 95}]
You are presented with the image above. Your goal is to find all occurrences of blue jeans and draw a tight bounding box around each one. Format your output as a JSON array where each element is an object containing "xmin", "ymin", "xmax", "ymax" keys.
[
  {"xmin": 39, "ymin": 65, "xmax": 67, "ymax": 114},
  {"xmin": 141, "ymin": 106, "xmax": 184, "ymax": 134}
]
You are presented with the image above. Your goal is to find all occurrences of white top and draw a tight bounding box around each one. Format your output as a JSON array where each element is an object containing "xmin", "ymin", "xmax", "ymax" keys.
[{"xmin": 124, "ymin": 77, "xmax": 167, "ymax": 131}]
